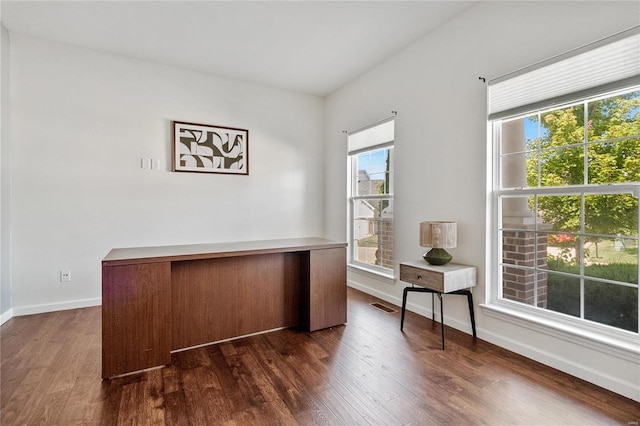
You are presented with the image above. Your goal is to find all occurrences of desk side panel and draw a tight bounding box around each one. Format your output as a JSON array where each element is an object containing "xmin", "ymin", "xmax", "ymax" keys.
[
  {"xmin": 102, "ymin": 262, "xmax": 171, "ymax": 378},
  {"xmin": 307, "ymin": 247, "xmax": 347, "ymax": 331},
  {"xmin": 171, "ymin": 253, "xmax": 301, "ymax": 350}
]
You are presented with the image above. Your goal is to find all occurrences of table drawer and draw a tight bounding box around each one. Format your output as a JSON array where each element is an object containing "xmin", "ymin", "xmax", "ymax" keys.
[
  {"xmin": 400, "ymin": 264, "xmax": 444, "ymax": 292},
  {"xmin": 399, "ymin": 261, "xmax": 476, "ymax": 293}
]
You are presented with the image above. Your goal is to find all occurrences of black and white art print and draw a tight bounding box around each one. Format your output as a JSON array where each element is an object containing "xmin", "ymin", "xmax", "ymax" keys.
[{"xmin": 172, "ymin": 121, "xmax": 249, "ymax": 175}]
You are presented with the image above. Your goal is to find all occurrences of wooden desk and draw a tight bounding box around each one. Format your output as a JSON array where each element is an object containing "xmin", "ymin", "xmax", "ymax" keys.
[{"xmin": 102, "ymin": 237, "xmax": 347, "ymax": 378}]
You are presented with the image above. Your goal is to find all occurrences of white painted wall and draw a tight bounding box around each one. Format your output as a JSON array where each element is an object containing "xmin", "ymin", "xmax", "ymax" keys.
[
  {"xmin": 1, "ymin": 23, "xmax": 11, "ymax": 320},
  {"xmin": 9, "ymin": 34, "xmax": 325, "ymax": 313},
  {"xmin": 324, "ymin": 1, "xmax": 640, "ymax": 401}
]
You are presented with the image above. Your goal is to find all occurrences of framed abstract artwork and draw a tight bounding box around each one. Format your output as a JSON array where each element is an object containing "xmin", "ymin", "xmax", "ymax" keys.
[{"xmin": 172, "ymin": 121, "xmax": 249, "ymax": 175}]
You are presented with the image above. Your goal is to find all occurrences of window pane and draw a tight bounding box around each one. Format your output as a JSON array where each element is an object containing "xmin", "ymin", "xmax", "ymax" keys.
[
  {"xmin": 583, "ymin": 236, "xmax": 638, "ymax": 281},
  {"xmin": 539, "ymin": 146, "xmax": 584, "ymax": 186},
  {"xmin": 587, "ymin": 90, "xmax": 640, "ymax": 143},
  {"xmin": 545, "ymin": 272, "xmax": 581, "ymax": 318},
  {"xmin": 588, "ymin": 138, "xmax": 640, "ymax": 184},
  {"xmin": 584, "ymin": 238, "xmax": 638, "ymax": 284},
  {"xmin": 353, "ymin": 199, "xmax": 393, "ymax": 269},
  {"xmin": 585, "ymin": 280, "xmax": 638, "ymax": 332},
  {"xmin": 502, "ymin": 265, "xmax": 537, "ymax": 306},
  {"xmin": 499, "ymin": 116, "xmax": 542, "ymax": 189},
  {"xmin": 354, "ymin": 199, "xmax": 392, "ymax": 221},
  {"xmin": 546, "ymin": 232, "xmax": 579, "ymax": 267},
  {"xmin": 584, "ymin": 194, "xmax": 638, "ymax": 235},
  {"xmin": 355, "ymin": 148, "xmax": 391, "ymax": 196},
  {"xmin": 537, "ymin": 195, "xmax": 581, "ymax": 234},
  {"xmin": 501, "ymin": 195, "xmax": 535, "ymax": 225},
  {"xmin": 501, "ymin": 152, "xmax": 538, "ymax": 189},
  {"xmin": 540, "ymin": 104, "xmax": 585, "ymax": 148},
  {"xmin": 501, "ymin": 115, "xmax": 544, "ymax": 154}
]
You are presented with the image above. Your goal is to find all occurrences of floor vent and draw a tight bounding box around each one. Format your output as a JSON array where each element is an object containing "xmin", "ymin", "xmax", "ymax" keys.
[{"xmin": 370, "ymin": 302, "xmax": 397, "ymax": 314}]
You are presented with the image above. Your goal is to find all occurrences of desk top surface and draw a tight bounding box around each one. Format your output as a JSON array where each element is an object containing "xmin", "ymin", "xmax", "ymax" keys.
[{"xmin": 103, "ymin": 237, "xmax": 347, "ymax": 266}]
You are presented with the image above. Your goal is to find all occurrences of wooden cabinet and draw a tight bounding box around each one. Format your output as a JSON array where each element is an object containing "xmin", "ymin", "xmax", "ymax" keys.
[
  {"xmin": 303, "ymin": 247, "xmax": 347, "ymax": 332},
  {"xmin": 102, "ymin": 238, "xmax": 347, "ymax": 378},
  {"xmin": 102, "ymin": 262, "xmax": 171, "ymax": 378}
]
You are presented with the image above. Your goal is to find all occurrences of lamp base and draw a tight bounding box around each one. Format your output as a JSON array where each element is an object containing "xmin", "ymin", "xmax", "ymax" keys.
[{"xmin": 423, "ymin": 248, "xmax": 452, "ymax": 265}]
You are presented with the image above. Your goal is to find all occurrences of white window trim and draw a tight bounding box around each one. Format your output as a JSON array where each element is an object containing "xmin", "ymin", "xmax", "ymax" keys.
[
  {"xmin": 485, "ymin": 105, "xmax": 640, "ymax": 362},
  {"xmin": 348, "ymin": 262, "xmax": 395, "ymax": 282},
  {"xmin": 480, "ymin": 302, "xmax": 640, "ymax": 362},
  {"xmin": 347, "ymin": 118, "xmax": 395, "ymax": 278}
]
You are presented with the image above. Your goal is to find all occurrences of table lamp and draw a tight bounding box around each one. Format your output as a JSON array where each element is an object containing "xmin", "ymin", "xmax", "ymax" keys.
[{"xmin": 420, "ymin": 221, "xmax": 457, "ymax": 265}]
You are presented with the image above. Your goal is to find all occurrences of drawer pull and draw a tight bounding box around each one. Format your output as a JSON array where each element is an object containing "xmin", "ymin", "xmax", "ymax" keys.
[{"xmin": 417, "ymin": 275, "xmax": 422, "ymax": 280}]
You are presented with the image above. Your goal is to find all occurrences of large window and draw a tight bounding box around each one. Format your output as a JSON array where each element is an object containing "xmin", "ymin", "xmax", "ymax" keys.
[
  {"xmin": 489, "ymin": 28, "xmax": 640, "ymax": 341},
  {"xmin": 348, "ymin": 118, "xmax": 394, "ymax": 275}
]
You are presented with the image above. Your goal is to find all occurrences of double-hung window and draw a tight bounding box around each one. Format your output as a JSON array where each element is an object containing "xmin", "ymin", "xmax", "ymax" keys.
[
  {"xmin": 488, "ymin": 27, "xmax": 640, "ymax": 343},
  {"xmin": 348, "ymin": 118, "xmax": 395, "ymax": 276}
]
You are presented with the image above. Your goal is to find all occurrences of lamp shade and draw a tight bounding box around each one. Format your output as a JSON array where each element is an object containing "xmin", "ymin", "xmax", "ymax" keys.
[{"xmin": 420, "ymin": 221, "xmax": 457, "ymax": 248}]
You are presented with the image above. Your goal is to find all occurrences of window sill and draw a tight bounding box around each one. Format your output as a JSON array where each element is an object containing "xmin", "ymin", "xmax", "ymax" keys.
[
  {"xmin": 480, "ymin": 302, "xmax": 640, "ymax": 362},
  {"xmin": 348, "ymin": 262, "xmax": 395, "ymax": 283}
]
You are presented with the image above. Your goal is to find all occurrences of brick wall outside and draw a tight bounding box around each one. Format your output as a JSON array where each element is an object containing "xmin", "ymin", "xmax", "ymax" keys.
[
  {"xmin": 502, "ymin": 226, "xmax": 548, "ymax": 308},
  {"xmin": 377, "ymin": 218, "xmax": 394, "ymax": 269}
]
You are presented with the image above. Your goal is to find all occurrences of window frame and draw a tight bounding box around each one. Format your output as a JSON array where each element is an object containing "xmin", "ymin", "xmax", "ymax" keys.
[
  {"xmin": 347, "ymin": 121, "xmax": 395, "ymax": 278},
  {"xmin": 486, "ymin": 87, "xmax": 640, "ymax": 358}
]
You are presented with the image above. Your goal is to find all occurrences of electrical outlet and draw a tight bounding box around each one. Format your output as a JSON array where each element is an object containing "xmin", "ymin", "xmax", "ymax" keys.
[{"xmin": 60, "ymin": 270, "xmax": 71, "ymax": 282}]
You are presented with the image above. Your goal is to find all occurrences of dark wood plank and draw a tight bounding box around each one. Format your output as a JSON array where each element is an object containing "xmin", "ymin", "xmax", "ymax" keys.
[{"xmin": 2, "ymin": 287, "xmax": 640, "ymax": 425}]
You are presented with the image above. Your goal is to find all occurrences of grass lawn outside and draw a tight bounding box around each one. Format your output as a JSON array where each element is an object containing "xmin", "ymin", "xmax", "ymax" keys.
[{"xmin": 584, "ymin": 239, "xmax": 638, "ymax": 266}]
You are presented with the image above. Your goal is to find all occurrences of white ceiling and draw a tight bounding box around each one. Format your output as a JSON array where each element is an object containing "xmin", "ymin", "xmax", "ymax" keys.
[{"xmin": 1, "ymin": 1, "xmax": 476, "ymax": 96}]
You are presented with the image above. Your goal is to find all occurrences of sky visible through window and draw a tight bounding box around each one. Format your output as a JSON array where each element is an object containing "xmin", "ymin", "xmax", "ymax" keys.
[
  {"xmin": 357, "ymin": 148, "xmax": 388, "ymax": 177},
  {"xmin": 523, "ymin": 116, "xmax": 550, "ymax": 144},
  {"xmin": 524, "ymin": 117, "xmax": 539, "ymax": 143}
]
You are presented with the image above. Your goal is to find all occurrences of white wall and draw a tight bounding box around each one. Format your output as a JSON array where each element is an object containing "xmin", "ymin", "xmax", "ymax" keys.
[
  {"xmin": 325, "ymin": 1, "xmax": 639, "ymax": 401},
  {"xmin": 1, "ymin": 23, "xmax": 11, "ymax": 320},
  {"xmin": 9, "ymin": 34, "xmax": 325, "ymax": 313}
]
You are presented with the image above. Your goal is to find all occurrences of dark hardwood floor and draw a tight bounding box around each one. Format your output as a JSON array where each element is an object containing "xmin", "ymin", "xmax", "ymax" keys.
[{"xmin": 2, "ymin": 287, "xmax": 639, "ymax": 425}]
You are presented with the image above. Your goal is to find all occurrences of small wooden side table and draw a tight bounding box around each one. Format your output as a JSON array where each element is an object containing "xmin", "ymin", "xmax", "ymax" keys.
[{"xmin": 399, "ymin": 261, "xmax": 477, "ymax": 349}]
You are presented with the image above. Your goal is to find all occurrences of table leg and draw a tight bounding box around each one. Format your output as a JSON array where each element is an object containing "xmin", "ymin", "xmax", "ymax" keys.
[
  {"xmin": 401, "ymin": 285, "xmax": 476, "ymax": 350},
  {"xmin": 437, "ymin": 293, "xmax": 444, "ymax": 350},
  {"xmin": 400, "ymin": 286, "xmax": 409, "ymax": 331},
  {"xmin": 431, "ymin": 293, "xmax": 435, "ymax": 321},
  {"xmin": 465, "ymin": 290, "xmax": 477, "ymax": 338},
  {"xmin": 447, "ymin": 289, "xmax": 477, "ymax": 339}
]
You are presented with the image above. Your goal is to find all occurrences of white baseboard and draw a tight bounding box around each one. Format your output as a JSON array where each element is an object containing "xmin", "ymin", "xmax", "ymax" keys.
[
  {"xmin": 479, "ymin": 326, "xmax": 640, "ymax": 402},
  {"xmin": 348, "ymin": 279, "xmax": 403, "ymax": 306},
  {"xmin": 348, "ymin": 279, "xmax": 639, "ymax": 402},
  {"xmin": 12, "ymin": 298, "xmax": 101, "ymax": 317},
  {"xmin": 347, "ymin": 279, "xmax": 474, "ymax": 335},
  {"xmin": 1, "ymin": 308, "xmax": 14, "ymax": 325}
]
